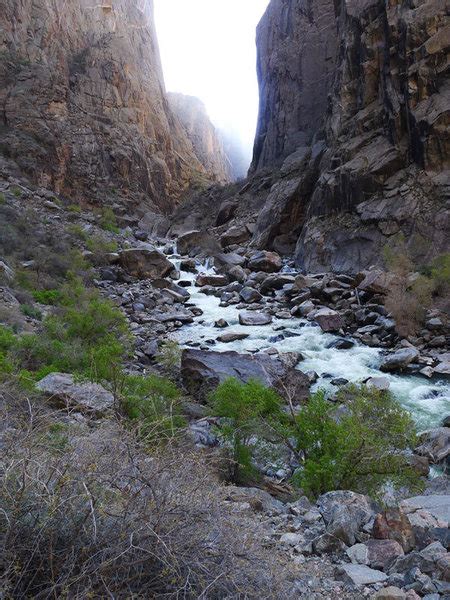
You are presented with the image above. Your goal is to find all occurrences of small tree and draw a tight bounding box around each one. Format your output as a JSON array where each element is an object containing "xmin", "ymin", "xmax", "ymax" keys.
[
  {"xmin": 209, "ymin": 378, "xmax": 285, "ymax": 483},
  {"xmin": 293, "ymin": 385, "xmax": 420, "ymax": 499}
]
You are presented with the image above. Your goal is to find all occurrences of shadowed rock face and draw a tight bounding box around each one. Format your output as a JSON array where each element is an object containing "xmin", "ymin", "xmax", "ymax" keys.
[
  {"xmin": 249, "ymin": 0, "xmax": 450, "ymax": 272},
  {"xmin": 168, "ymin": 93, "xmax": 234, "ymax": 184},
  {"xmin": 0, "ymin": 0, "xmax": 207, "ymax": 212}
]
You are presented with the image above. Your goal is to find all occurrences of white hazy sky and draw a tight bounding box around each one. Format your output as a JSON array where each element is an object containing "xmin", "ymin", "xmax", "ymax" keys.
[{"xmin": 154, "ymin": 0, "xmax": 270, "ymax": 159}]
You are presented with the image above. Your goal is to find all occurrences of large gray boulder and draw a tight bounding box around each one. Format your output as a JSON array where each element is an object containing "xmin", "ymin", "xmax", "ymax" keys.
[
  {"xmin": 415, "ymin": 428, "xmax": 450, "ymax": 466},
  {"xmin": 238, "ymin": 311, "xmax": 273, "ymax": 326},
  {"xmin": 247, "ymin": 251, "xmax": 282, "ymax": 273},
  {"xmin": 118, "ymin": 248, "xmax": 175, "ymax": 280},
  {"xmin": 36, "ymin": 373, "xmax": 114, "ymax": 416},
  {"xmin": 316, "ymin": 490, "xmax": 375, "ymax": 546},
  {"xmin": 336, "ymin": 564, "xmax": 388, "ymax": 586},
  {"xmin": 310, "ymin": 307, "xmax": 344, "ymax": 332},
  {"xmin": 380, "ymin": 347, "xmax": 420, "ymax": 372},
  {"xmin": 181, "ymin": 349, "xmax": 310, "ymax": 403}
]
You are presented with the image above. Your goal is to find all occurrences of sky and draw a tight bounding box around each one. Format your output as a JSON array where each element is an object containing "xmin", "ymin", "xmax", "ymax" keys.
[{"xmin": 154, "ymin": 0, "xmax": 270, "ymax": 162}]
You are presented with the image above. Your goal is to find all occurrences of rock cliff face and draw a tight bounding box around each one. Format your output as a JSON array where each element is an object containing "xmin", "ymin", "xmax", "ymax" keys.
[
  {"xmin": 250, "ymin": 0, "xmax": 449, "ymax": 272},
  {"xmin": 0, "ymin": 0, "xmax": 208, "ymax": 212},
  {"xmin": 168, "ymin": 93, "xmax": 233, "ymax": 183}
]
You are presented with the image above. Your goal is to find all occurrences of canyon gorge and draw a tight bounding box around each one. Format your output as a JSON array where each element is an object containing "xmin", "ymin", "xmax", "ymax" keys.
[{"xmin": 0, "ymin": 0, "xmax": 449, "ymax": 598}]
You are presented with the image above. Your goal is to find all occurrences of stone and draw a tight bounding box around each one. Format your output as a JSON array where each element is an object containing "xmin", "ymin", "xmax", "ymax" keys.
[
  {"xmin": 36, "ymin": 373, "xmax": 113, "ymax": 416},
  {"xmin": 239, "ymin": 287, "xmax": 263, "ymax": 303},
  {"xmin": 260, "ymin": 274, "xmax": 295, "ymax": 294},
  {"xmin": 433, "ymin": 361, "xmax": 450, "ymax": 378},
  {"xmin": 217, "ymin": 332, "xmax": 250, "ymax": 343},
  {"xmin": 214, "ymin": 319, "xmax": 229, "ymax": 328},
  {"xmin": 346, "ymin": 543, "xmax": 369, "ymax": 565},
  {"xmin": 365, "ymin": 377, "xmax": 390, "ymax": 391},
  {"xmin": 336, "ymin": 564, "xmax": 388, "ymax": 586},
  {"xmin": 0, "ymin": 260, "xmax": 14, "ymax": 281},
  {"xmin": 195, "ymin": 274, "xmax": 228, "ymax": 287},
  {"xmin": 327, "ymin": 338, "xmax": 355, "ymax": 350},
  {"xmin": 238, "ymin": 311, "xmax": 273, "ymax": 326},
  {"xmin": 400, "ymin": 495, "xmax": 450, "ymax": 524},
  {"xmin": 317, "ymin": 491, "xmax": 375, "ymax": 535},
  {"xmin": 380, "ymin": 348, "xmax": 420, "ymax": 372},
  {"xmin": 118, "ymin": 249, "xmax": 175, "ymax": 280},
  {"xmin": 177, "ymin": 231, "xmax": 217, "ymax": 257},
  {"xmin": 311, "ymin": 308, "xmax": 344, "ymax": 332},
  {"xmin": 181, "ymin": 349, "xmax": 310, "ymax": 402},
  {"xmin": 373, "ymin": 587, "xmax": 406, "ymax": 600},
  {"xmin": 415, "ymin": 428, "xmax": 450, "ymax": 465},
  {"xmin": 420, "ymin": 541, "xmax": 447, "ymax": 563},
  {"xmin": 247, "ymin": 251, "xmax": 282, "ymax": 273},
  {"xmin": 280, "ymin": 532, "xmax": 303, "ymax": 546},
  {"xmin": 388, "ymin": 551, "xmax": 435, "ymax": 576},
  {"xmin": 295, "ymin": 300, "xmax": 315, "ymax": 317},
  {"xmin": 356, "ymin": 270, "xmax": 396, "ymax": 295},
  {"xmin": 373, "ymin": 509, "xmax": 416, "ymax": 553},
  {"xmin": 366, "ymin": 539, "xmax": 405, "ymax": 571},
  {"xmin": 220, "ymin": 225, "xmax": 250, "ymax": 247},
  {"xmin": 312, "ymin": 533, "xmax": 346, "ymax": 555}
]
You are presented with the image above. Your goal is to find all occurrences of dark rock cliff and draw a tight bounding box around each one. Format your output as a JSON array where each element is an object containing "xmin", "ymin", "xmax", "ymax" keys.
[
  {"xmin": 168, "ymin": 92, "xmax": 233, "ymax": 184},
  {"xmin": 0, "ymin": 0, "xmax": 208, "ymax": 212},
  {"xmin": 249, "ymin": 0, "xmax": 449, "ymax": 272}
]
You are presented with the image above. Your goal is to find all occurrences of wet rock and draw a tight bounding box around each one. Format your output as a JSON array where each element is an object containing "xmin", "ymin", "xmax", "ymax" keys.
[
  {"xmin": 305, "ymin": 370, "xmax": 319, "ymax": 383},
  {"xmin": 239, "ymin": 287, "xmax": 263, "ymax": 303},
  {"xmin": 260, "ymin": 274, "xmax": 295, "ymax": 294},
  {"xmin": 380, "ymin": 348, "xmax": 420, "ymax": 372},
  {"xmin": 118, "ymin": 248, "xmax": 175, "ymax": 280},
  {"xmin": 195, "ymin": 274, "xmax": 228, "ymax": 287},
  {"xmin": 214, "ymin": 319, "xmax": 229, "ymax": 328},
  {"xmin": 293, "ymin": 300, "xmax": 315, "ymax": 317},
  {"xmin": 238, "ymin": 311, "xmax": 273, "ymax": 326},
  {"xmin": 366, "ymin": 539, "xmax": 405, "ymax": 571},
  {"xmin": 310, "ymin": 307, "xmax": 344, "ymax": 332},
  {"xmin": 181, "ymin": 349, "xmax": 310, "ymax": 402},
  {"xmin": 331, "ymin": 377, "xmax": 349, "ymax": 386},
  {"xmin": 247, "ymin": 251, "xmax": 282, "ymax": 273},
  {"xmin": 217, "ymin": 332, "xmax": 250, "ymax": 343},
  {"xmin": 177, "ymin": 230, "xmax": 217, "ymax": 256},
  {"xmin": 336, "ymin": 564, "xmax": 388, "ymax": 586},
  {"xmin": 327, "ymin": 338, "xmax": 355, "ymax": 350},
  {"xmin": 415, "ymin": 428, "xmax": 450, "ymax": 465},
  {"xmin": 434, "ymin": 361, "xmax": 450, "ymax": 378},
  {"xmin": 365, "ymin": 376, "xmax": 390, "ymax": 391},
  {"xmin": 373, "ymin": 508, "xmax": 416, "ymax": 553},
  {"xmin": 220, "ymin": 225, "xmax": 250, "ymax": 247},
  {"xmin": 36, "ymin": 373, "xmax": 113, "ymax": 416}
]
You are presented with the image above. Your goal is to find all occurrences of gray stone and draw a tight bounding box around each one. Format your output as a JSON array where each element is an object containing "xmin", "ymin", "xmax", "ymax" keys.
[
  {"xmin": 400, "ymin": 495, "xmax": 450, "ymax": 525},
  {"xmin": 380, "ymin": 348, "xmax": 420, "ymax": 372},
  {"xmin": 336, "ymin": 564, "xmax": 388, "ymax": 586},
  {"xmin": 346, "ymin": 543, "xmax": 369, "ymax": 565},
  {"xmin": 217, "ymin": 332, "xmax": 250, "ymax": 343},
  {"xmin": 311, "ymin": 307, "xmax": 344, "ymax": 332},
  {"xmin": 36, "ymin": 373, "xmax": 113, "ymax": 416},
  {"xmin": 239, "ymin": 287, "xmax": 263, "ymax": 303},
  {"xmin": 373, "ymin": 587, "xmax": 406, "ymax": 600},
  {"xmin": 238, "ymin": 311, "xmax": 273, "ymax": 326},
  {"xmin": 118, "ymin": 248, "xmax": 175, "ymax": 280}
]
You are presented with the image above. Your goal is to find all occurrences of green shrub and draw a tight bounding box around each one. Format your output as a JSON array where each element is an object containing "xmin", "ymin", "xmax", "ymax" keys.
[
  {"xmin": 20, "ymin": 304, "xmax": 42, "ymax": 320},
  {"xmin": 121, "ymin": 374, "xmax": 185, "ymax": 441},
  {"xmin": 0, "ymin": 192, "xmax": 5, "ymax": 204},
  {"xmin": 15, "ymin": 279, "xmax": 130, "ymax": 382},
  {"xmin": 0, "ymin": 325, "xmax": 16, "ymax": 353},
  {"xmin": 66, "ymin": 223, "xmax": 88, "ymax": 241},
  {"xmin": 85, "ymin": 235, "xmax": 118, "ymax": 265},
  {"xmin": 155, "ymin": 340, "xmax": 181, "ymax": 375},
  {"xmin": 209, "ymin": 378, "xmax": 285, "ymax": 483},
  {"xmin": 12, "ymin": 187, "xmax": 22, "ymax": 198},
  {"xmin": 99, "ymin": 207, "xmax": 120, "ymax": 233},
  {"xmin": 67, "ymin": 204, "xmax": 81, "ymax": 213},
  {"xmin": 430, "ymin": 253, "xmax": 450, "ymax": 295},
  {"xmin": 32, "ymin": 289, "xmax": 63, "ymax": 305},
  {"xmin": 293, "ymin": 386, "xmax": 419, "ymax": 499}
]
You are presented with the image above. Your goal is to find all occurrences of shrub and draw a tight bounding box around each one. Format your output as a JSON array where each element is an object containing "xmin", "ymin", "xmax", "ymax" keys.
[
  {"xmin": 99, "ymin": 207, "xmax": 120, "ymax": 233},
  {"xmin": 20, "ymin": 303, "xmax": 42, "ymax": 320},
  {"xmin": 67, "ymin": 203, "xmax": 81, "ymax": 213},
  {"xmin": 85, "ymin": 234, "xmax": 118, "ymax": 265},
  {"xmin": 430, "ymin": 253, "xmax": 450, "ymax": 295},
  {"xmin": 292, "ymin": 386, "xmax": 419, "ymax": 499},
  {"xmin": 12, "ymin": 186, "xmax": 22, "ymax": 197},
  {"xmin": 155, "ymin": 339, "xmax": 182, "ymax": 375},
  {"xmin": 32, "ymin": 289, "xmax": 63, "ymax": 305},
  {"xmin": 0, "ymin": 325, "xmax": 15, "ymax": 353},
  {"xmin": 14, "ymin": 279, "xmax": 131, "ymax": 382},
  {"xmin": 0, "ymin": 192, "xmax": 5, "ymax": 204},
  {"xmin": 209, "ymin": 378, "xmax": 285, "ymax": 483},
  {"xmin": 120, "ymin": 374, "xmax": 185, "ymax": 441}
]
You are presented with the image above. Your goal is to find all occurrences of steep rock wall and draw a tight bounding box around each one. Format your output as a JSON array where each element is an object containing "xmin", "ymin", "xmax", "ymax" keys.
[
  {"xmin": 250, "ymin": 0, "xmax": 449, "ymax": 272},
  {"xmin": 0, "ymin": 0, "xmax": 206, "ymax": 212},
  {"xmin": 168, "ymin": 92, "xmax": 233, "ymax": 184}
]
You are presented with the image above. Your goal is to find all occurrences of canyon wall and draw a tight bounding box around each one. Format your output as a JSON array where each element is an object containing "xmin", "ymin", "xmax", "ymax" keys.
[
  {"xmin": 249, "ymin": 0, "xmax": 449, "ymax": 272},
  {"xmin": 0, "ymin": 0, "xmax": 209, "ymax": 212},
  {"xmin": 168, "ymin": 92, "xmax": 233, "ymax": 184}
]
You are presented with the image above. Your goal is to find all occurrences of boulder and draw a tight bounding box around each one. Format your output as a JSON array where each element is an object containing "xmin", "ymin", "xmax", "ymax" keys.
[
  {"xmin": 195, "ymin": 274, "xmax": 228, "ymax": 287},
  {"xmin": 181, "ymin": 349, "xmax": 310, "ymax": 402},
  {"xmin": 260, "ymin": 274, "xmax": 295, "ymax": 294},
  {"xmin": 366, "ymin": 539, "xmax": 405, "ymax": 571},
  {"xmin": 380, "ymin": 348, "xmax": 420, "ymax": 372},
  {"xmin": 317, "ymin": 491, "xmax": 375, "ymax": 546},
  {"xmin": 373, "ymin": 508, "xmax": 416, "ymax": 553},
  {"xmin": 415, "ymin": 428, "xmax": 450, "ymax": 465},
  {"xmin": 177, "ymin": 230, "xmax": 217, "ymax": 256},
  {"xmin": 356, "ymin": 270, "xmax": 396, "ymax": 295},
  {"xmin": 220, "ymin": 225, "xmax": 250, "ymax": 247},
  {"xmin": 239, "ymin": 287, "xmax": 263, "ymax": 303},
  {"xmin": 247, "ymin": 251, "xmax": 282, "ymax": 273},
  {"xmin": 238, "ymin": 311, "xmax": 273, "ymax": 326},
  {"xmin": 400, "ymin": 495, "xmax": 450, "ymax": 525},
  {"xmin": 346, "ymin": 543, "xmax": 369, "ymax": 565},
  {"xmin": 217, "ymin": 332, "xmax": 250, "ymax": 343},
  {"xmin": 365, "ymin": 376, "xmax": 390, "ymax": 391},
  {"xmin": 373, "ymin": 587, "xmax": 406, "ymax": 600},
  {"xmin": 312, "ymin": 533, "xmax": 346, "ymax": 554},
  {"xmin": 118, "ymin": 248, "xmax": 175, "ymax": 280},
  {"xmin": 310, "ymin": 308, "xmax": 344, "ymax": 332},
  {"xmin": 36, "ymin": 373, "xmax": 114, "ymax": 416},
  {"xmin": 336, "ymin": 564, "xmax": 388, "ymax": 586}
]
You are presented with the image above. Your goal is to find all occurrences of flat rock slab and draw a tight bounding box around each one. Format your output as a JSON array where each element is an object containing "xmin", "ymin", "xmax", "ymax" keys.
[
  {"xmin": 380, "ymin": 347, "xmax": 419, "ymax": 372},
  {"xmin": 118, "ymin": 248, "xmax": 174, "ymax": 280},
  {"xmin": 400, "ymin": 495, "xmax": 450, "ymax": 524},
  {"xmin": 36, "ymin": 373, "xmax": 114, "ymax": 416},
  {"xmin": 239, "ymin": 311, "xmax": 273, "ymax": 326},
  {"xmin": 181, "ymin": 349, "xmax": 310, "ymax": 402},
  {"xmin": 217, "ymin": 332, "xmax": 250, "ymax": 343},
  {"xmin": 336, "ymin": 564, "xmax": 388, "ymax": 586}
]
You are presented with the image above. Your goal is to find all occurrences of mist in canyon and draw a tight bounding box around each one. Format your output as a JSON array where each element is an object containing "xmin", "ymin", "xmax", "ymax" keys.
[{"xmin": 154, "ymin": 0, "xmax": 270, "ymax": 179}]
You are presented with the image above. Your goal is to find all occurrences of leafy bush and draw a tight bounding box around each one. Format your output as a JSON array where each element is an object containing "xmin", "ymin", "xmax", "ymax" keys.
[
  {"xmin": 156, "ymin": 340, "xmax": 182, "ymax": 375},
  {"xmin": 292, "ymin": 386, "xmax": 419, "ymax": 499},
  {"xmin": 0, "ymin": 325, "xmax": 15, "ymax": 352},
  {"xmin": 430, "ymin": 253, "xmax": 450, "ymax": 295},
  {"xmin": 0, "ymin": 192, "xmax": 5, "ymax": 204},
  {"xmin": 99, "ymin": 207, "xmax": 119, "ymax": 233},
  {"xmin": 14, "ymin": 279, "xmax": 130, "ymax": 382},
  {"xmin": 67, "ymin": 203, "xmax": 81, "ymax": 213},
  {"xmin": 32, "ymin": 289, "xmax": 63, "ymax": 305},
  {"xmin": 209, "ymin": 378, "xmax": 285, "ymax": 483},
  {"xmin": 120, "ymin": 374, "xmax": 185, "ymax": 441},
  {"xmin": 20, "ymin": 303, "xmax": 42, "ymax": 320},
  {"xmin": 85, "ymin": 234, "xmax": 118, "ymax": 265}
]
